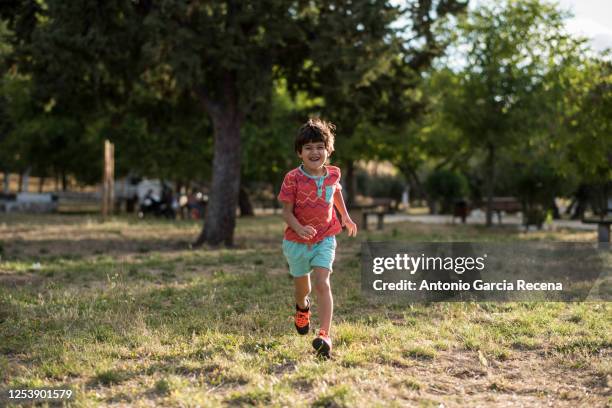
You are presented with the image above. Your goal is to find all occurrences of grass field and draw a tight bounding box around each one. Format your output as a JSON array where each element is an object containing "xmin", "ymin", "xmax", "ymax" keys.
[{"xmin": 0, "ymin": 214, "xmax": 610, "ymax": 407}]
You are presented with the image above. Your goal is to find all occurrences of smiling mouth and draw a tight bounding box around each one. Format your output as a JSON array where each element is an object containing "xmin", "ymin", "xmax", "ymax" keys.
[{"xmin": 309, "ymin": 157, "xmax": 321, "ymax": 161}]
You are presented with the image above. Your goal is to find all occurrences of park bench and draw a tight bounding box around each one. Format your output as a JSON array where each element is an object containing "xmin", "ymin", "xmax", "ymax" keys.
[
  {"xmin": 489, "ymin": 197, "xmax": 522, "ymax": 224},
  {"xmin": 489, "ymin": 197, "xmax": 547, "ymax": 230},
  {"xmin": 0, "ymin": 192, "xmax": 58, "ymax": 213},
  {"xmin": 350, "ymin": 197, "xmax": 395, "ymax": 231},
  {"xmin": 54, "ymin": 191, "xmax": 100, "ymax": 213}
]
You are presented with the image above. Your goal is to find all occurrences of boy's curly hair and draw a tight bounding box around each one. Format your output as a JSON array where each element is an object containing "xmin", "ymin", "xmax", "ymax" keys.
[{"xmin": 295, "ymin": 118, "xmax": 336, "ymax": 154}]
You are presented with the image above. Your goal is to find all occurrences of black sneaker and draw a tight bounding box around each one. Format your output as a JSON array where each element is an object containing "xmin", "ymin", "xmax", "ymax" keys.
[{"xmin": 312, "ymin": 329, "xmax": 332, "ymax": 359}]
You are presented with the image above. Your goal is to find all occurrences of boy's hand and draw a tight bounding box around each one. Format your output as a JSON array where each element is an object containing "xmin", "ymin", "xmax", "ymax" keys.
[
  {"xmin": 296, "ymin": 225, "xmax": 317, "ymax": 240},
  {"xmin": 343, "ymin": 217, "xmax": 358, "ymax": 237}
]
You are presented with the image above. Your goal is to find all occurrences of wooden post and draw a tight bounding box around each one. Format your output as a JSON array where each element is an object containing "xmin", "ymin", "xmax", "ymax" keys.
[{"xmin": 102, "ymin": 140, "xmax": 115, "ymax": 217}]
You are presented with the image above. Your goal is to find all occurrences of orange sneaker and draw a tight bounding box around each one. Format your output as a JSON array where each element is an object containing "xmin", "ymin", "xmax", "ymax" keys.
[
  {"xmin": 294, "ymin": 298, "xmax": 311, "ymax": 335},
  {"xmin": 312, "ymin": 329, "xmax": 332, "ymax": 358}
]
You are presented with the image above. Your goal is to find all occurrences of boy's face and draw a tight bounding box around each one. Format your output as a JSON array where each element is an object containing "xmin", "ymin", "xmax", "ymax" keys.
[{"xmin": 298, "ymin": 141, "xmax": 329, "ymax": 172}]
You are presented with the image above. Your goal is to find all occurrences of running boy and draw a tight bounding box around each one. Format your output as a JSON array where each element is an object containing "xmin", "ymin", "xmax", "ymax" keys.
[{"xmin": 277, "ymin": 118, "xmax": 358, "ymax": 358}]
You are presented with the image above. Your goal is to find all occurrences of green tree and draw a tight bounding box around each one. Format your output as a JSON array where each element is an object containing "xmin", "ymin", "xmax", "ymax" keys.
[
  {"xmin": 558, "ymin": 55, "xmax": 612, "ymax": 216},
  {"xmin": 1, "ymin": 0, "xmax": 149, "ymax": 190},
  {"xmin": 381, "ymin": 68, "xmax": 472, "ymax": 207},
  {"xmin": 441, "ymin": 0, "xmax": 582, "ymax": 225},
  {"xmin": 114, "ymin": 80, "xmax": 214, "ymax": 185},
  {"xmin": 0, "ymin": 71, "xmax": 101, "ymax": 190},
  {"xmin": 425, "ymin": 168, "xmax": 469, "ymax": 213},
  {"xmin": 1, "ymin": 2, "xmax": 215, "ymax": 195}
]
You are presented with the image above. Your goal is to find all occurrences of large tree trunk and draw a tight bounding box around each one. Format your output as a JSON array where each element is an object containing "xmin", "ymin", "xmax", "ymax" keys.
[
  {"xmin": 194, "ymin": 108, "xmax": 243, "ymax": 247},
  {"xmin": 484, "ymin": 143, "xmax": 496, "ymax": 227},
  {"xmin": 61, "ymin": 170, "xmax": 68, "ymax": 192},
  {"xmin": 570, "ymin": 184, "xmax": 588, "ymax": 219},
  {"xmin": 399, "ymin": 164, "xmax": 428, "ymax": 208},
  {"xmin": 19, "ymin": 167, "xmax": 31, "ymax": 192},
  {"xmin": 239, "ymin": 185, "xmax": 254, "ymax": 217}
]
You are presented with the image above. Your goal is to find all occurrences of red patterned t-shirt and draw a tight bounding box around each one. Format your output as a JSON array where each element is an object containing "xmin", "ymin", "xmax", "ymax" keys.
[{"xmin": 277, "ymin": 165, "xmax": 343, "ymax": 244}]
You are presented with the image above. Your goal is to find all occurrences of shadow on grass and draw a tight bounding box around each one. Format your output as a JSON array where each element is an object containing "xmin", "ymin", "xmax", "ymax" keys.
[
  {"xmin": 1, "ymin": 242, "xmax": 285, "ymax": 291},
  {"xmin": 4, "ymin": 237, "xmax": 195, "ymax": 261}
]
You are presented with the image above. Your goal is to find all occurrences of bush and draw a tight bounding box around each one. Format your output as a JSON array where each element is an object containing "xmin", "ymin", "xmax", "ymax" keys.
[
  {"xmin": 514, "ymin": 161, "xmax": 569, "ymax": 212},
  {"xmin": 356, "ymin": 171, "xmax": 405, "ymax": 201},
  {"xmin": 425, "ymin": 169, "xmax": 469, "ymax": 213}
]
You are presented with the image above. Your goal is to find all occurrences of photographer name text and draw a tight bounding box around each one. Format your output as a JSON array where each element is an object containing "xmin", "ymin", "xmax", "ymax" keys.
[{"xmin": 372, "ymin": 279, "xmax": 562, "ymax": 291}]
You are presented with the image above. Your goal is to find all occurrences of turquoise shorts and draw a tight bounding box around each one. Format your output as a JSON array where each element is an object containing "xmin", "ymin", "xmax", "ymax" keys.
[{"xmin": 282, "ymin": 236, "xmax": 337, "ymax": 277}]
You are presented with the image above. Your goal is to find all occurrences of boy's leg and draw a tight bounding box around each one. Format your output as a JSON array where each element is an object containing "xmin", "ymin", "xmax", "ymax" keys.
[
  {"xmin": 294, "ymin": 275, "xmax": 311, "ymax": 309},
  {"xmin": 312, "ymin": 267, "xmax": 333, "ymax": 333},
  {"xmin": 293, "ymin": 274, "xmax": 311, "ymax": 335}
]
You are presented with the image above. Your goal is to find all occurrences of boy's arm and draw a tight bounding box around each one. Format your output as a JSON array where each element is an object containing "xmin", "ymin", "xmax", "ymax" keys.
[
  {"xmin": 333, "ymin": 189, "xmax": 358, "ymax": 237},
  {"xmin": 281, "ymin": 201, "xmax": 316, "ymax": 240}
]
